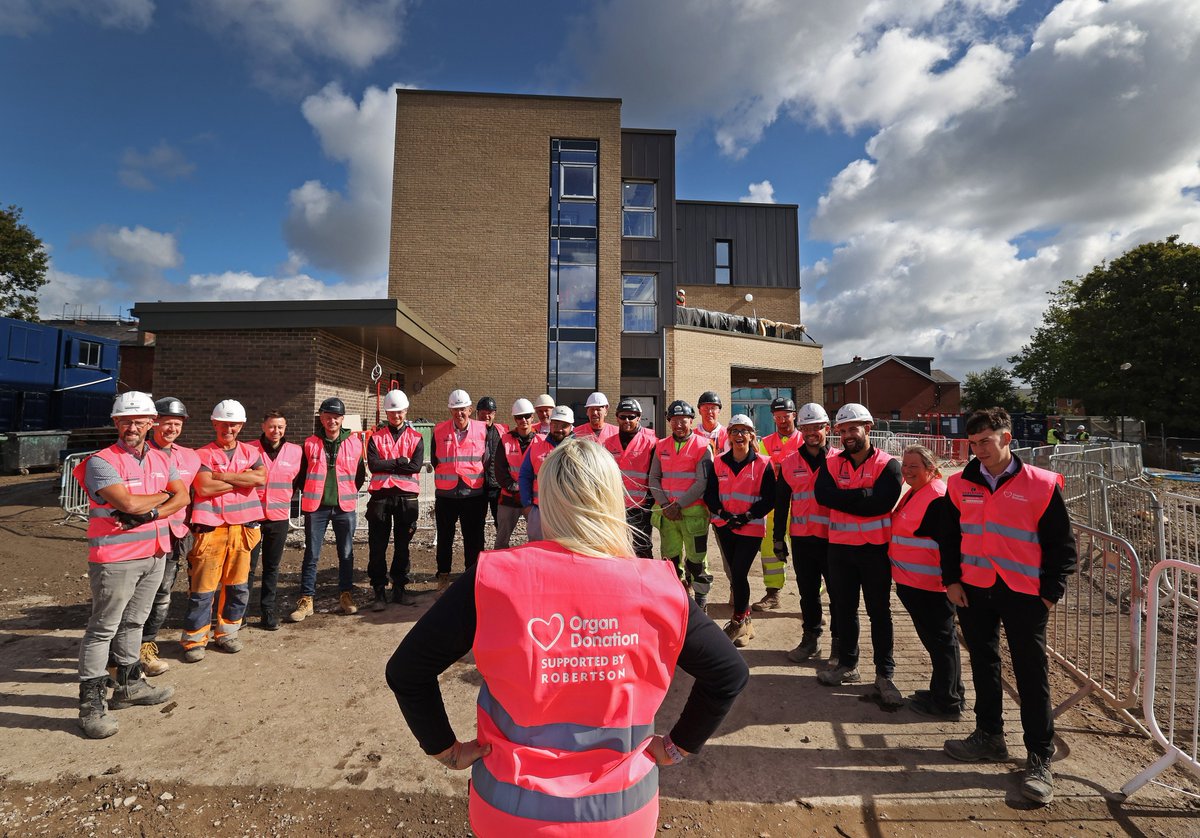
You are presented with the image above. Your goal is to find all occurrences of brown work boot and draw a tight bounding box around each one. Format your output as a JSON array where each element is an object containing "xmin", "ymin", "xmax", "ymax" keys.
[
  {"xmin": 288, "ymin": 595, "xmax": 314, "ymax": 623},
  {"xmin": 435, "ymin": 572, "xmax": 450, "ymax": 594},
  {"xmin": 139, "ymin": 641, "xmax": 169, "ymax": 676},
  {"xmin": 339, "ymin": 590, "xmax": 358, "ymax": 615},
  {"xmin": 724, "ymin": 617, "xmax": 755, "ymax": 648},
  {"xmin": 751, "ymin": 588, "xmax": 781, "ymax": 611}
]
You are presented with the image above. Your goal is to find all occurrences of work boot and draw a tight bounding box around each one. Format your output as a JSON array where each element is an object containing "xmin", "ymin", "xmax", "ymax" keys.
[
  {"xmin": 182, "ymin": 646, "xmax": 206, "ymax": 663},
  {"xmin": 435, "ymin": 573, "xmax": 450, "ymax": 594},
  {"xmin": 1021, "ymin": 754, "xmax": 1054, "ymax": 804},
  {"xmin": 944, "ymin": 728, "xmax": 1009, "ymax": 762},
  {"xmin": 751, "ymin": 588, "xmax": 781, "ymax": 612},
  {"xmin": 259, "ymin": 610, "xmax": 280, "ymax": 631},
  {"xmin": 724, "ymin": 617, "xmax": 754, "ymax": 648},
  {"xmin": 875, "ymin": 675, "xmax": 904, "ymax": 707},
  {"xmin": 694, "ymin": 593, "xmax": 708, "ymax": 615},
  {"xmin": 787, "ymin": 631, "xmax": 821, "ymax": 663},
  {"xmin": 215, "ymin": 635, "xmax": 243, "ymax": 653},
  {"xmin": 110, "ymin": 662, "xmax": 175, "ymax": 709},
  {"xmin": 339, "ymin": 590, "xmax": 358, "ymax": 615},
  {"xmin": 909, "ymin": 693, "xmax": 962, "ymax": 721},
  {"xmin": 817, "ymin": 664, "xmax": 861, "ymax": 686},
  {"xmin": 139, "ymin": 641, "xmax": 169, "ymax": 676},
  {"xmin": 78, "ymin": 677, "xmax": 118, "ymax": 739},
  {"xmin": 288, "ymin": 595, "xmax": 314, "ymax": 623},
  {"xmin": 372, "ymin": 587, "xmax": 388, "ymax": 612}
]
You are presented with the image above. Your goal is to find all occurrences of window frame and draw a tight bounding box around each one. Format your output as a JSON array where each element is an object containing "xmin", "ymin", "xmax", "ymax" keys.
[
  {"xmin": 621, "ymin": 272, "xmax": 658, "ymax": 334},
  {"xmin": 622, "ymin": 180, "xmax": 657, "ymax": 239},
  {"xmin": 560, "ymin": 163, "xmax": 597, "ymax": 200},
  {"xmin": 715, "ymin": 239, "xmax": 732, "ymax": 285}
]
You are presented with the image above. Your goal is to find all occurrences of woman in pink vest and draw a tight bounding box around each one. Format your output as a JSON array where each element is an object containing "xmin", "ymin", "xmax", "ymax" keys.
[
  {"xmin": 387, "ymin": 439, "xmax": 748, "ymax": 836},
  {"xmin": 889, "ymin": 445, "xmax": 964, "ymax": 719}
]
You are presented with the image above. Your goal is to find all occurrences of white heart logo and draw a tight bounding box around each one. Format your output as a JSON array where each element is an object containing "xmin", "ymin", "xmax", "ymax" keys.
[{"xmin": 527, "ymin": 614, "xmax": 564, "ymax": 652}]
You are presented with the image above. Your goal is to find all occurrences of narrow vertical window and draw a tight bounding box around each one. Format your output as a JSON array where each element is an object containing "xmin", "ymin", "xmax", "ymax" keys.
[{"xmin": 715, "ymin": 239, "xmax": 732, "ymax": 285}]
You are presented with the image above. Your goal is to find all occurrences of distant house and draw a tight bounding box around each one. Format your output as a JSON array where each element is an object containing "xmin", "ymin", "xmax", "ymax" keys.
[{"xmin": 823, "ymin": 355, "xmax": 960, "ymax": 423}]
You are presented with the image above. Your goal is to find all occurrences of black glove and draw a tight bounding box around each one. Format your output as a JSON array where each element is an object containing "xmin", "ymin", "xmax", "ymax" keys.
[
  {"xmin": 774, "ymin": 540, "xmax": 789, "ymax": 558},
  {"xmin": 718, "ymin": 510, "xmax": 734, "ymax": 523},
  {"xmin": 729, "ymin": 513, "xmax": 751, "ymax": 529},
  {"xmin": 114, "ymin": 509, "xmax": 157, "ymax": 528}
]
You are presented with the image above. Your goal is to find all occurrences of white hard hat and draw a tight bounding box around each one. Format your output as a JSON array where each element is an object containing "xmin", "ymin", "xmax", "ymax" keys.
[
  {"xmin": 1076, "ymin": 424, "xmax": 1086, "ymax": 430},
  {"xmin": 111, "ymin": 391, "xmax": 157, "ymax": 418},
  {"xmin": 211, "ymin": 399, "xmax": 248, "ymax": 423},
  {"xmin": 383, "ymin": 389, "xmax": 409, "ymax": 411},
  {"xmin": 549, "ymin": 405, "xmax": 575, "ymax": 424},
  {"xmin": 728, "ymin": 413, "xmax": 755, "ymax": 430},
  {"xmin": 447, "ymin": 389, "xmax": 472, "ymax": 409},
  {"xmin": 534, "ymin": 394, "xmax": 555, "ymax": 409},
  {"xmin": 834, "ymin": 403, "xmax": 873, "ymax": 426},
  {"xmin": 585, "ymin": 392, "xmax": 608, "ymax": 408},
  {"xmin": 797, "ymin": 402, "xmax": 830, "ymax": 425},
  {"xmin": 512, "ymin": 398, "xmax": 535, "ymax": 416}
]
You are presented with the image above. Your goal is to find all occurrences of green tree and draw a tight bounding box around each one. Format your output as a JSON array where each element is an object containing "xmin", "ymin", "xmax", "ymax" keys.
[
  {"xmin": 0, "ymin": 204, "xmax": 49, "ymax": 320},
  {"xmin": 1010, "ymin": 236, "xmax": 1200, "ymax": 435},
  {"xmin": 962, "ymin": 365, "xmax": 1019, "ymax": 413}
]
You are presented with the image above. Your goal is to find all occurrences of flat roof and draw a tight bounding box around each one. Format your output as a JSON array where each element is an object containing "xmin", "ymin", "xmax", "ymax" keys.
[
  {"xmin": 395, "ymin": 88, "xmax": 621, "ymax": 105},
  {"xmin": 130, "ymin": 299, "xmax": 458, "ymax": 367},
  {"xmin": 677, "ymin": 198, "xmax": 801, "ymax": 210}
]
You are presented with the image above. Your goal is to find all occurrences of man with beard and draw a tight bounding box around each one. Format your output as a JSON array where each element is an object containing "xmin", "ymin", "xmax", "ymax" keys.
[
  {"xmin": 575, "ymin": 392, "xmax": 617, "ymax": 445},
  {"xmin": 249, "ymin": 411, "xmax": 304, "ymax": 628},
  {"xmin": 492, "ymin": 398, "xmax": 537, "ymax": 549},
  {"xmin": 519, "ymin": 405, "xmax": 575, "ymax": 542},
  {"xmin": 604, "ymin": 398, "xmax": 657, "ymax": 559}
]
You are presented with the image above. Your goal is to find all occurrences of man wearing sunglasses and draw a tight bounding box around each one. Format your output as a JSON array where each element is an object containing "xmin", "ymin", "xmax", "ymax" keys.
[
  {"xmin": 493, "ymin": 398, "xmax": 538, "ymax": 549},
  {"xmin": 603, "ymin": 398, "xmax": 657, "ymax": 558}
]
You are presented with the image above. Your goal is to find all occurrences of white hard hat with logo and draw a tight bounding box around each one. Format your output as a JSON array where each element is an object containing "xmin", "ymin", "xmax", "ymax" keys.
[
  {"xmin": 834, "ymin": 403, "xmax": 873, "ymax": 426},
  {"xmin": 797, "ymin": 403, "xmax": 830, "ymax": 425},
  {"xmin": 211, "ymin": 399, "xmax": 248, "ymax": 423},
  {"xmin": 728, "ymin": 413, "xmax": 756, "ymax": 430},
  {"xmin": 111, "ymin": 391, "xmax": 157, "ymax": 418},
  {"xmin": 585, "ymin": 392, "xmax": 608, "ymax": 408},
  {"xmin": 383, "ymin": 389, "xmax": 410, "ymax": 411},
  {"xmin": 549, "ymin": 405, "xmax": 575, "ymax": 424},
  {"xmin": 512, "ymin": 398, "xmax": 535, "ymax": 416},
  {"xmin": 447, "ymin": 389, "xmax": 472, "ymax": 409}
]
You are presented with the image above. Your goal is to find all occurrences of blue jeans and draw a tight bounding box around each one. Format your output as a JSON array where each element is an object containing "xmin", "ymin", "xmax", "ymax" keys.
[{"xmin": 301, "ymin": 506, "xmax": 357, "ymax": 595}]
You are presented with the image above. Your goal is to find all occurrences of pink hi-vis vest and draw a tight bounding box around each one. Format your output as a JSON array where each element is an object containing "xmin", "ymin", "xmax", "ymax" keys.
[
  {"xmin": 301, "ymin": 434, "xmax": 363, "ymax": 513},
  {"xmin": 604, "ymin": 428, "xmax": 657, "ymax": 509},
  {"xmin": 74, "ymin": 444, "xmax": 173, "ymax": 564},
  {"xmin": 433, "ymin": 419, "xmax": 487, "ymax": 492},
  {"xmin": 827, "ymin": 448, "xmax": 895, "ymax": 545},
  {"xmin": 889, "ymin": 478, "xmax": 947, "ymax": 591},
  {"xmin": 948, "ymin": 465, "xmax": 1061, "ymax": 596},
  {"xmin": 153, "ymin": 442, "xmax": 199, "ymax": 538},
  {"xmin": 759, "ymin": 431, "xmax": 800, "ymax": 471},
  {"xmin": 779, "ymin": 448, "xmax": 836, "ymax": 539},
  {"xmin": 499, "ymin": 433, "xmax": 531, "ymax": 502},
  {"xmin": 526, "ymin": 434, "xmax": 558, "ymax": 505},
  {"xmin": 368, "ymin": 425, "xmax": 422, "ymax": 494},
  {"xmin": 252, "ymin": 440, "xmax": 303, "ymax": 521},
  {"xmin": 471, "ymin": 542, "xmax": 689, "ymax": 837},
  {"xmin": 695, "ymin": 423, "xmax": 729, "ymax": 456},
  {"xmin": 191, "ymin": 442, "xmax": 265, "ymax": 526},
  {"xmin": 710, "ymin": 454, "xmax": 769, "ymax": 537},
  {"xmin": 654, "ymin": 433, "xmax": 708, "ymax": 508},
  {"xmin": 574, "ymin": 422, "xmax": 617, "ymax": 446}
]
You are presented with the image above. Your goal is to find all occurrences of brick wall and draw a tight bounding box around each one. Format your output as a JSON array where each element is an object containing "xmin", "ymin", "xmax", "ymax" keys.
[
  {"xmin": 825, "ymin": 360, "xmax": 961, "ymax": 421},
  {"xmin": 390, "ymin": 91, "xmax": 623, "ymax": 421}
]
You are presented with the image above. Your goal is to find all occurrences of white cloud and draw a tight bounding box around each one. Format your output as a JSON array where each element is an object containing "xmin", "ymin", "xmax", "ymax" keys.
[
  {"xmin": 282, "ymin": 82, "xmax": 405, "ymax": 281},
  {"xmin": 89, "ymin": 225, "xmax": 182, "ymax": 272},
  {"xmin": 39, "ymin": 266, "xmax": 126, "ymax": 320},
  {"xmin": 197, "ymin": 0, "xmax": 409, "ymax": 93},
  {"xmin": 0, "ymin": 0, "xmax": 153, "ymax": 36},
  {"xmin": 185, "ymin": 270, "xmax": 385, "ymax": 300},
  {"xmin": 118, "ymin": 140, "xmax": 197, "ymax": 191},
  {"xmin": 740, "ymin": 180, "xmax": 776, "ymax": 203}
]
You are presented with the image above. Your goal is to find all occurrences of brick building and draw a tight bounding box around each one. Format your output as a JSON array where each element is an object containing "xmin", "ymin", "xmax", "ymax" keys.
[{"xmin": 823, "ymin": 355, "xmax": 960, "ymax": 425}]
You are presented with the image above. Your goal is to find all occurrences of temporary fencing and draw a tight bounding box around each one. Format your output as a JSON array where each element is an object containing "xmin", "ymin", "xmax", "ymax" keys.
[
  {"xmin": 1161, "ymin": 491, "xmax": 1200, "ymax": 607},
  {"xmin": 58, "ymin": 450, "xmax": 96, "ymax": 522},
  {"xmin": 868, "ymin": 431, "xmax": 968, "ymax": 464},
  {"xmin": 1121, "ymin": 559, "xmax": 1200, "ymax": 798}
]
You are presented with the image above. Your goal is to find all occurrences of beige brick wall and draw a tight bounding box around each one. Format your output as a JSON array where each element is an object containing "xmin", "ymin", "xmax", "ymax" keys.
[
  {"xmin": 390, "ymin": 91, "xmax": 622, "ymax": 420},
  {"xmin": 678, "ymin": 285, "xmax": 802, "ymax": 325},
  {"xmin": 665, "ymin": 326, "xmax": 823, "ymax": 412},
  {"xmin": 152, "ymin": 329, "xmax": 402, "ymax": 448}
]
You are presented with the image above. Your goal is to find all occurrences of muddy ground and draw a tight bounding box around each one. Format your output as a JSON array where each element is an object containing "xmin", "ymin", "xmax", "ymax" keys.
[{"xmin": 1, "ymin": 471, "xmax": 1198, "ymax": 837}]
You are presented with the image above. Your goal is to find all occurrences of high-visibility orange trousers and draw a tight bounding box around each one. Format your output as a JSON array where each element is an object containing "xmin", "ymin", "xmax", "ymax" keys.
[{"xmin": 181, "ymin": 524, "xmax": 260, "ymax": 649}]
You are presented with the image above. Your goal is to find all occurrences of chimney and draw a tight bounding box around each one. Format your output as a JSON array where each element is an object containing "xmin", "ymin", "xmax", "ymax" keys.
[{"xmin": 852, "ymin": 355, "xmax": 863, "ymax": 363}]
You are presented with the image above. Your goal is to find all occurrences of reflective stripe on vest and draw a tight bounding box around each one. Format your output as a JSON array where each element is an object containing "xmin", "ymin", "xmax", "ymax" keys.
[
  {"xmin": 152, "ymin": 442, "xmax": 199, "ymax": 538},
  {"xmin": 368, "ymin": 425, "xmax": 421, "ymax": 494},
  {"xmin": 948, "ymin": 464, "xmax": 1061, "ymax": 596},
  {"xmin": 74, "ymin": 444, "xmax": 173, "ymax": 563},
  {"xmin": 433, "ymin": 419, "xmax": 487, "ymax": 492},
  {"xmin": 780, "ymin": 448, "xmax": 834, "ymax": 539},
  {"xmin": 654, "ymin": 434, "xmax": 708, "ymax": 508},
  {"xmin": 603, "ymin": 428, "xmax": 656, "ymax": 508},
  {"xmin": 252, "ymin": 441, "xmax": 302, "ymax": 521},
  {"xmin": 826, "ymin": 448, "xmax": 895, "ymax": 545},
  {"xmin": 470, "ymin": 543, "xmax": 688, "ymax": 835},
  {"xmin": 499, "ymin": 433, "xmax": 532, "ymax": 501},
  {"xmin": 888, "ymin": 478, "xmax": 947, "ymax": 592},
  {"xmin": 710, "ymin": 454, "xmax": 768, "ymax": 536},
  {"xmin": 301, "ymin": 434, "xmax": 364, "ymax": 513},
  {"xmin": 191, "ymin": 441, "xmax": 264, "ymax": 526}
]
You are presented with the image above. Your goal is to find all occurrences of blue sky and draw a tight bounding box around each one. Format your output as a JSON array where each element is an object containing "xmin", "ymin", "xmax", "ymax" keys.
[{"xmin": 2, "ymin": 0, "xmax": 1198, "ymax": 379}]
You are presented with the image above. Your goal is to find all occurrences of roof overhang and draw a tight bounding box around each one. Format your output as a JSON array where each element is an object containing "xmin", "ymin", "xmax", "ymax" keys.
[{"xmin": 130, "ymin": 299, "xmax": 458, "ymax": 367}]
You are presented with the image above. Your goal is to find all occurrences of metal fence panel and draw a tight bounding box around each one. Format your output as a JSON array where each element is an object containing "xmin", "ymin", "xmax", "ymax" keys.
[
  {"xmin": 1047, "ymin": 524, "xmax": 1143, "ymax": 718},
  {"xmin": 1161, "ymin": 492, "xmax": 1200, "ymax": 606},
  {"xmin": 58, "ymin": 450, "xmax": 96, "ymax": 521}
]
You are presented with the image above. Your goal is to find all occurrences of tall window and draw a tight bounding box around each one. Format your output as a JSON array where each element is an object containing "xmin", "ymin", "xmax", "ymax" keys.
[
  {"xmin": 622, "ymin": 273, "xmax": 657, "ymax": 333},
  {"xmin": 622, "ymin": 181, "xmax": 656, "ymax": 238},
  {"xmin": 549, "ymin": 139, "xmax": 600, "ymax": 398},
  {"xmin": 715, "ymin": 239, "xmax": 732, "ymax": 285}
]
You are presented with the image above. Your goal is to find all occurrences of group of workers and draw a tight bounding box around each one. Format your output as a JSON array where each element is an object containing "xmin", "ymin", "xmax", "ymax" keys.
[{"xmin": 75, "ymin": 384, "xmax": 1076, "ymax": 810}]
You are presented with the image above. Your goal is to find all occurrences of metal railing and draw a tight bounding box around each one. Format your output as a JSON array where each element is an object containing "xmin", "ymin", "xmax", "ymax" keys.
[
  {"xmin": 1048, "ymin": 524, "xmax": 1144, "ymax": 723},
  {"xmin": 1161, "ymin": 492, "xmax": 1200, "ymax": 607},
  {"xmin": 867, "ymin": 431, "xmax": 968, "ymax": 464},
  {"xmin": 1120, "ymin": 559, "xmax": 1200, "ymax": 798},
  {"xmin": 58, "ymin": 450, "xmax": 97, "ymax": 522}
]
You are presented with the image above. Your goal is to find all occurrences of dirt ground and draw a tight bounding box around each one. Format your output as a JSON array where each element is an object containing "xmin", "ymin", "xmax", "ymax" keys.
[{"xmin": 1, "ymin": 471, "xmax": 1198, "ymax": 837}]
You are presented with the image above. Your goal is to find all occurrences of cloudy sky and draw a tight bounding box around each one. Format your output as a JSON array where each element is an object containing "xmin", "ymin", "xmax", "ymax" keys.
[{"xmin": 2, "ymin": 0, "xmax": 1198, "ymax": 379}]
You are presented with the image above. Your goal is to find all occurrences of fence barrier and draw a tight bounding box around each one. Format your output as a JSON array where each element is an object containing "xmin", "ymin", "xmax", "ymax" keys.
[
  {"xmin": 1120, "ymin": 559, "xmax": 1200, "ymax": 798},
  {"xmin": 1047, "ymin": 524, "xmax": 1144, "ymax": 722},
  {"xmin": 58, "ymin": 450, "xmax": 96, "ymax": 522},
  {"xmin": 1160, "ymin": 492, "xmax": 1200, "ymax": 607}
]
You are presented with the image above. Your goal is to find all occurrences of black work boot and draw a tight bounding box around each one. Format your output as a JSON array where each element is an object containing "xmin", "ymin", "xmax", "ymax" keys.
[
  {"xmin": 110, "ymin": 662, "xmax": 175, "ymax": 709},
  {"xmin": 372, "ymin": 586, "xmax": 388, "ymax": 612},
  {"xmin": 78, "ymin": 677, "xmax": 118, "ymax": 739}
]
